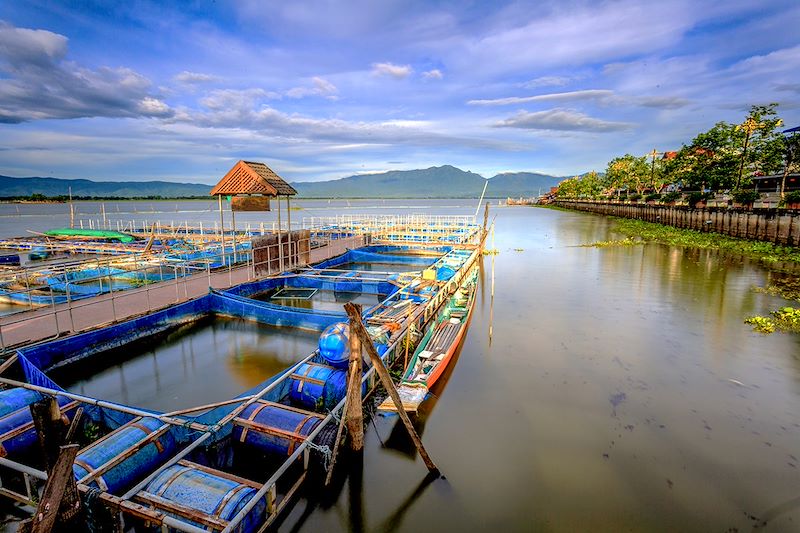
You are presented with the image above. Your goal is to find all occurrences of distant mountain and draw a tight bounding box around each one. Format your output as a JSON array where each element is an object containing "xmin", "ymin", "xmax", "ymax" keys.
[
  {"xmin": 292, "ymin": 165, "xmax": 565, "ymax": 198},
  {"xmin": 486, "ymin": 172, "xmax": 564, "ymax": 197},
  {"xmin": 0, "ymin": 166, "xmax": 568, "ymax": 199},
  {"xmin": 0, "ymin": 175, "xmax": 210, "ymax": 198}
]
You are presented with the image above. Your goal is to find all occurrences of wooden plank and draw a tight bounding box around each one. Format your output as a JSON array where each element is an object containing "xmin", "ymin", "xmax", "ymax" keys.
[{"xmin": 26, "ymin": 444, "xmax": 81, "ymax": 533}]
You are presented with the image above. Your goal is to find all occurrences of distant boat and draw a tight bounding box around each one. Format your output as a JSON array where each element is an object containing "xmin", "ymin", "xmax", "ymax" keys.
[{"xmin": 378, "ymin": 265, "xmax": 478, "ymax": 413}]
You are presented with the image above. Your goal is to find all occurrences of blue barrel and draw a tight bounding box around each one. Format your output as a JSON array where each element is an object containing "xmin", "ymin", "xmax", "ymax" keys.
[
  {"xmin": 144, "ymin": 463, "xmax": 265, "ymax": 533},
  {"xmin": 0, "ymin": 388, "xmax": 41, "ymax": 418},
  {"xmin": 288, "ymin": 362, "xmax": 364, "ymax": 410},
  {"xmin": 0, "ymin": 395, "xmax": 77, "ymax": 457},
  {"xmin": 73, "ymin": 417, "xmax": 177, "ymax": 495},
  {"xmin": 318, "ymin": 322, "xmax": 350, "ymax": 368},
  {"xmin": 436, "ymin": 266, "xmax": 456, "ymax": 281},
  {"xmin": 232, "ymin": 403, "xmax": 323, "ymax": 457}
]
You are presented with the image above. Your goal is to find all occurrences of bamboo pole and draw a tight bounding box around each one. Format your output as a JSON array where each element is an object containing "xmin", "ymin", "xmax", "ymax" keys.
[{"xmin": 343, "ymin": 303, "xmax": 439, "ymax": 475}]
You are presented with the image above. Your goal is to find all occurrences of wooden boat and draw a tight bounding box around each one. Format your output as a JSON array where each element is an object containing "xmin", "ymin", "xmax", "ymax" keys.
[{"xmin": 378, "ymin": 265, "xmax": 478, "ymax": 413}]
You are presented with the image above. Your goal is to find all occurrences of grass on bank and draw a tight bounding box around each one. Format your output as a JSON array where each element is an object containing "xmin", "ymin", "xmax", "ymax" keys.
[{"xmin": 596, "ymin": 218, "xmax": 800, "ymax": 265}]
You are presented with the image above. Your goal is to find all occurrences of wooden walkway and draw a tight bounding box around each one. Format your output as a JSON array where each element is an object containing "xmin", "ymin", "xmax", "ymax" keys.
[{"xmin": 0, "ymin": 235, "xmax": 364, "ymax": 352}]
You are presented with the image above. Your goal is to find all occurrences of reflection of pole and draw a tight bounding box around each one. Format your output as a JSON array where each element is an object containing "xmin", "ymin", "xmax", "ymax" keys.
[{"xmin": 490, "ymin": 223, "xmax": 495, "ymax": 346}]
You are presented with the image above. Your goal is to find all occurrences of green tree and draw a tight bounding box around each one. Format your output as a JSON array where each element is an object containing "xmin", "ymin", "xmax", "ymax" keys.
[
  {"xmin": 605, "ymin": 154, "xmax": 649, "ymax": 195},
  {"xmin": 780, "ymin": 132, "xmax": 800, "ymax": 198},
  {"xmin": 736, "ymin": 104, "xmax": 784, "ymax": 188},
  {"xmin": 555, "ymin": 177, "xmax": 579, "ymax": 198}
]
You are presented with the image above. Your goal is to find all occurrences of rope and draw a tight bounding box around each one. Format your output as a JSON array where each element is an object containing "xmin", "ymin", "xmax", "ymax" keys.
[
  {"xmin": 306, "ymin": 441, "xmax": 333, "ymax": 472},
  {"xmin": 83, "ymin": 486, "xmax": 120, "ymax": 533}
]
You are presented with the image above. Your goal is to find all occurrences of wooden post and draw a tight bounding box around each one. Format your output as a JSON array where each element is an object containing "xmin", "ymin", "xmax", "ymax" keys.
[
  {"xmin": 346, "ymin": 305, "xmax": 363, "ymax": 451},
  {"xmin": 27, "ymin": 398, "xmax": 84, "ymax": 532},
  {"xmin": 31, "ymin": 397, "xmax": 66, "ymax": 472},
  {"xmin": 343, "ymin": 303, "xmax": 440, "ymax": 475}
]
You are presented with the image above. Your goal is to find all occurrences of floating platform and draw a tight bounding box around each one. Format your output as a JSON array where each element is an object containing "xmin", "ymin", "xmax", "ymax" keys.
[{"xmin": 0, "ymin": 217, "xmax": 483, "ymax": 532}]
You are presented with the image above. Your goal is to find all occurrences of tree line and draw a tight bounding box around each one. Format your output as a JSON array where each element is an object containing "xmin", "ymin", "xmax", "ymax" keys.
[{"xmin": 556, "ymin": 104, "xmax": 800, "ymax": 204}]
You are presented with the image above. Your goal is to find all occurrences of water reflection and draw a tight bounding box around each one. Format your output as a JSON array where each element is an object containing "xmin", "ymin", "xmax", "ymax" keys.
[
  {"xmin": 286, "ymin": 206, "xmax": 800, "ymax": 532},
  {"xmin": 54, "ymin": 317, "xmax": 318, "ymax": 411}
]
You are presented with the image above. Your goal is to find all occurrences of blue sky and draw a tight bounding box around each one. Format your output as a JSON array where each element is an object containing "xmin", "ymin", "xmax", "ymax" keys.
[{"xmin": 0, "ymin": 0, "xmax": 798, "ymax": 184}]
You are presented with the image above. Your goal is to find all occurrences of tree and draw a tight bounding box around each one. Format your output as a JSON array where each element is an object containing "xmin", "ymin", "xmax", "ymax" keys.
[
  {"xmin": 605, "ymin": 154, "xmax": 649, "ymax": 195},
  {"xmin": 780, "ymin": 132, "xmax": 800, "ymax": 198},
  {"xmin": 736, "ymin": 103, "xmax": 784, "ymax": 188}
]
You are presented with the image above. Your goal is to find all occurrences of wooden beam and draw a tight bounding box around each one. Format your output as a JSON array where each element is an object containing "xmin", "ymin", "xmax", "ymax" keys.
[{"xmin": 343, "ymin": 303, "xmax": 439, "ymax": 476}]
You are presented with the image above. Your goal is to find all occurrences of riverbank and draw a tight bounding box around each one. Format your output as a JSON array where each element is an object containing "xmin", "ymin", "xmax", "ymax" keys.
[{"xmin": 603, "ymin": 218, "xmax": 800, "ymax": 265}]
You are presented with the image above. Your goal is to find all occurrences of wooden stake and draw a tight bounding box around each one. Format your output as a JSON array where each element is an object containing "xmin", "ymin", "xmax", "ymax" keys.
[
  {"xmin": 343, "ymin": 303, "xmax": 440, "ymax": 476},
  {"xmin": 31, "ymin": 397, "xmax": 66, "ymax": 473},
  {"xmin": 324, "ymin": 394, "xmax": 348, "ymax": 486},
  {"xmin": 346, "ymin": 304, "xmax": 363, "ymax": 451}
]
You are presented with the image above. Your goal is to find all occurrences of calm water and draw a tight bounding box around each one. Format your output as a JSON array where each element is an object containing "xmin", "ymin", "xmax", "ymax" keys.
[
  {"xmin": 4, "ymin": 201, "xmax": 800, "ymax": 531},
  {"xmin": 53, "ymin": 317, "xmax": 319, "ymax": 412},
  {"xmin": 251, "ymin": 288, "xmax": 383, "ymax": 313},
  {"xmin": 285, "ymin": 206, "xmax": 800, "ymax": 532},
  {"xmin": 0, "ymin": 199, "xmax": 480, "ymax": 239}
]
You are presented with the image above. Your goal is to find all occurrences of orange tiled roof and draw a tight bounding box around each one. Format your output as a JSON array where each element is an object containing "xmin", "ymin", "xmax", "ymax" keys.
[{"xmin": 210, "ymin": 160, "xmax": 297, "ymax": 196}]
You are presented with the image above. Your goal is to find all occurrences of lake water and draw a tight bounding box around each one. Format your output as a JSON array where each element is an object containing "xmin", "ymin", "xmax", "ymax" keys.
[{"xmin": 3, "ymin": 200, "xmax": 800, "ymax": 531}]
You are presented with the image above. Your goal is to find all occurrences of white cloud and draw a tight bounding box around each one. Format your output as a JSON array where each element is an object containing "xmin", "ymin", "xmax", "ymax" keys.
[
  {"xmin": 521, "ymin": 76, "xmax": 570, "ymax": 89},
  {"xmin": 371, "ymin": 62, "xmax": 412, "ymax": 79},
  {"xmin": 173, "ymin": 71, "xmax": 219, "ymax": 84},
  {"xmin": 0, "ymin": 22, "xmax": 171, "ymax": 122},
  {"xmin": 286, "ymin": 76, "xmax": 338, "ymax": 99},
  {"xmin": 422, "ymin": 69, "xmax": 443, "ymax": 80},
  {"xmin": 469, "ymin": 89, "xmax": 616, "ymax": 106},
  {"xmin": 495, "ymin": 108, "xmax": 633, "ymax": 132}
]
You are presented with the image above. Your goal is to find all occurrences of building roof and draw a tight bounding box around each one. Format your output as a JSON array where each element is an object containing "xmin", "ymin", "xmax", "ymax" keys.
[{"xmin": 210, "ymin": 160, "xmax": 297, "ymax": 196}]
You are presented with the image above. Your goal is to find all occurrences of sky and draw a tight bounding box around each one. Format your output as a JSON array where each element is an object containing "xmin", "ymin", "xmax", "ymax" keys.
[{"xmin": 0, "ymin": 0, "xmax": 798, "ymax": 185}]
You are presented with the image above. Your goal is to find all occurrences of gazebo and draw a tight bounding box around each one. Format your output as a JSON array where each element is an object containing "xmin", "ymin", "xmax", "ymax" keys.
[{"xmin": 210, "ymin": 160, "xmax": 297, "ymax": 265}]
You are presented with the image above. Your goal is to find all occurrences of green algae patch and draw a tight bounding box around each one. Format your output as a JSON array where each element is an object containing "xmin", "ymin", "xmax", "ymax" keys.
[{"xmin": 746, "ymin": 307, "xmax": 800, "ymax": 334}]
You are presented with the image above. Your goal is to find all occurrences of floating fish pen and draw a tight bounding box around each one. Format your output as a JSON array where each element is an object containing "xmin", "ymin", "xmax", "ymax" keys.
[
  {"xmin": 0, "ymin": 229, "xmax": 482, "ymax": 531},
  {"xmin": 0, "ymin": 240, "xmax": 254, "ymax": 311}
]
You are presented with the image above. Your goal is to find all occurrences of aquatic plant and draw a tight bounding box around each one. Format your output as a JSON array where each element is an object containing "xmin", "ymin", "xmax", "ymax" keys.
[
  {"xmin": 610, "ymin": 219, "xmax": 800, "ymax": 264},
  {"xmin": 745, "ymin": 307, "xmax": 800, "ymax": 334}
]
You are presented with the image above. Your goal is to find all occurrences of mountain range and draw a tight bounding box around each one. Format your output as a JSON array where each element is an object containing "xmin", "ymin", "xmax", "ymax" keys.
[{"xmin": 0, "ymin": 165, "xmax": 566, "ymax": 199}]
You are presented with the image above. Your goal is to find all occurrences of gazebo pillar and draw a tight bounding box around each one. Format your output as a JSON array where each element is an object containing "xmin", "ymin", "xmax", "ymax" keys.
[
  {"xmin": 231, "ymin": 205, "xmax": 237, "ymax": 263},
  {"xmin": 286, "ymin": 195, "xmax": 293, "ymax": 269},
  {"xmin": 217, "ymin": 194, "xmax": 226, "ymax": 262},
  {"xmin": 276, "ymin": 195, "xmax": 283, "ymax": 272}
]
